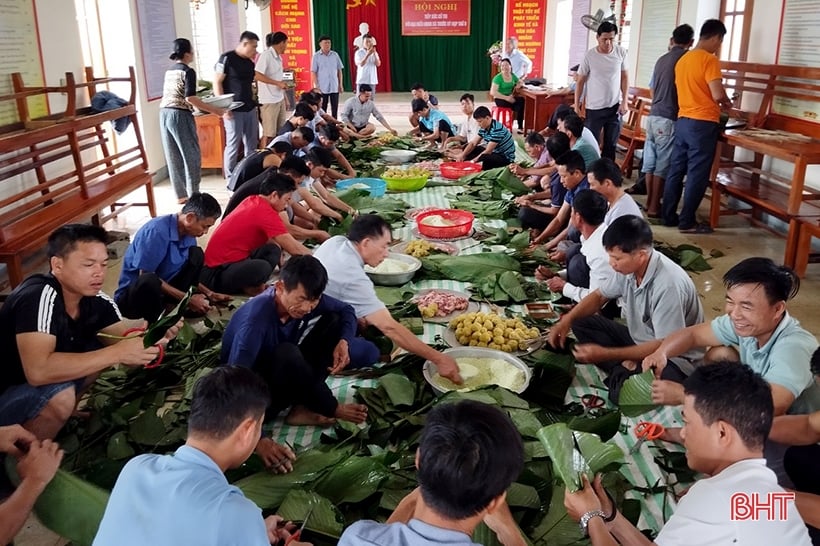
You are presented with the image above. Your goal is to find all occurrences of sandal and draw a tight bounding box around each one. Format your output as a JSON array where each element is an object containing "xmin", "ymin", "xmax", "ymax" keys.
[{"xmin": 678, "ymin": 223, "xmax": 714, "ymax": 234}]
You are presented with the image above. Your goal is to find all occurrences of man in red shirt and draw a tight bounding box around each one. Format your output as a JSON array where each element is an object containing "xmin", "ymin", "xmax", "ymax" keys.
[{"xmin": 201, "ymin": 171, "xmax": 311, "ymax": 296}]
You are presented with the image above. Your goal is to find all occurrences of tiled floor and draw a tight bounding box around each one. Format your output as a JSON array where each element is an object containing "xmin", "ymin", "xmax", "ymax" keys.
[{"xmin": 11, "ymin": 91, "xmax": 820, "ymax": 545}]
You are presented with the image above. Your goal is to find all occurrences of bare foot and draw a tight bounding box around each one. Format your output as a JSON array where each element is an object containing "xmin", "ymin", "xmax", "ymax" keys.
[
  {"xmin": 651, "ymin": 379, "xmax": 685, "ymax": 405},
  {"xmin": 335, "ymin": 403, "xmax": 368, "ymax": 424},
  {"xmin": 285, "ymin": 405, "xmax": 336, "ymax": 426}
]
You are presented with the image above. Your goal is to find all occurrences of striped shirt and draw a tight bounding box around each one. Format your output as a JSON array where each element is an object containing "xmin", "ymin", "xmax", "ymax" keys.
[
  {"xmin": 0, "ymin": 274, "xmax": 122, "ymax": 394},
  {"xmin": 478, "ymin": 119, "xmax": 515, "ymax": 161}
]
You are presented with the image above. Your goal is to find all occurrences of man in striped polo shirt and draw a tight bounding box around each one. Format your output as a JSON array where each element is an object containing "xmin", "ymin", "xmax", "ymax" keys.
[{"xmin": 455, "ymin": 106, "xmax": 516, "ymax": 170}]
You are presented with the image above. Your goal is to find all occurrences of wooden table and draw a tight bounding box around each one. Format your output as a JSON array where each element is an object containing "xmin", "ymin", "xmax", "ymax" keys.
[{"xmin": 518, "ymin": 88, "xmax": 573, "ymax": 133}]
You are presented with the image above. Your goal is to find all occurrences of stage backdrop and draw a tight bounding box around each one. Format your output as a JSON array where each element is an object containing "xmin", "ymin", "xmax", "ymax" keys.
[
  {"xmin": 310, "ymin": 0, "xmax": 502, "ymax": 92},
  {"xmin": 387, "ymin": 0, "xmax": 503, "ymax": 91}
]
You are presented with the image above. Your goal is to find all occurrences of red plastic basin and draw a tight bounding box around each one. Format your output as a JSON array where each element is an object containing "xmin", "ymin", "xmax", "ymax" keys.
[
  {"xmin": 415, "ymin": 209, "xmax": 475, "ymax": 239},
  {"xmin": 439, "ymin": 161, "xmax": 482, "ymax": 180}
]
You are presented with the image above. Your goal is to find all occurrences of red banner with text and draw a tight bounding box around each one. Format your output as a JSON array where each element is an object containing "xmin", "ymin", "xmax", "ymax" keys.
[
  {"xmin": 505, "ymin": 0, "xmax": 546, "ymax": 78},
  {"xmin": 346, "ymin": 0, "xmax": 392, "ymax": 92},
  {"xmin": 401, "ymin": 0, "xmax": 471, "ymax": 36},
  {"xmin": 270, "ymin": 0, "xmax": 313, "ymax": 92}
]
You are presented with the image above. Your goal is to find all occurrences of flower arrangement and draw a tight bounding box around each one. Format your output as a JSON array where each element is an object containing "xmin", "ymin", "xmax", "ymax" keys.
[{"xmin": 487, "ymin": 41, "xmax": 503, "ymax": 65}]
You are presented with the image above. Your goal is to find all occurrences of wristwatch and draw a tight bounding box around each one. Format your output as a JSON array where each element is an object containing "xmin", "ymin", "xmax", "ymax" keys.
[{"xmin": 579, "ymin": 509, "xmax": 606, "ymax": 537}]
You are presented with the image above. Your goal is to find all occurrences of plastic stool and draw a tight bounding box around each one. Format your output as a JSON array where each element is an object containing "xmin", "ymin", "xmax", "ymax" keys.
[{"xmin": 491, "ymin": 106, "xmax": 514, "ymax": 131}]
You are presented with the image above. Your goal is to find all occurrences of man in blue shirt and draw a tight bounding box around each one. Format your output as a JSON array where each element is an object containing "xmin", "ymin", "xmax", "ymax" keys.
[
  {"xmin": 221, "ymin": 255, "xmax": 368, "ymax": 466},
  {"xmin": 115, "ymin": 193, "xmax": 231, "ymax": 322},
  {"xmin": 339, "ymin": 401, "xmax": 526, "ymax": 546},
  {"xmin": 531, "ymin": 150, "xmax": 590, "ymax": 248},
  {"xmin": 455, "ymin": 106, "xmax": 515, "ymax": 170},
  {"xmin": 410, "ymin": 98, "xmax": 455, "ymax": 151},
  {"xmin": 93, "ymin": 367, "xmax": 310, "ymax": 546}
]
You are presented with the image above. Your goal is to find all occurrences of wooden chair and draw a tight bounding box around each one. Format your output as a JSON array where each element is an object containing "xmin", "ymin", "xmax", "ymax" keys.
[{"xmin": 617, "ymin": 87, "xmax": 651, "ymax": 177}]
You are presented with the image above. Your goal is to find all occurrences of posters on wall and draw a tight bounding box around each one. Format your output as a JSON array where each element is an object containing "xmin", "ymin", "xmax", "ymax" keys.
[
  {"xmin": 0, "ymin": 0, "xmax": 47, "ymax": 124},
  {"xmin": 271, "ymin": 0, "xmax": 313, "ymax": 92},
  {"xmin": 634, "ymin": 0, "xmax": 678, "ymax": 88},
  {"xmin": 400, "ymin": 0, "xmax": 471, "ymax": 36},
  {"xmin": 505, "ymin": 0, "xmax": 546, "ymax": 79},
  {"xmin": 774, "ymin": 0, "xmax": 820, "ymax": 123},
  {"xmin": 135, "ymin": 0, "xmax": 177, "ymax": 101}
]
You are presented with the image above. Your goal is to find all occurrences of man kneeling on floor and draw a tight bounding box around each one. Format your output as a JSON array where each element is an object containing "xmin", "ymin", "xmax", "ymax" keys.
[
  {"xmin": 339, "ymin": 400, "xmax": 526, "ymax": 546},
  {"xmin": 221, "ymin": 255, "xmax": 368, "ymax": 468},
  {"xmin": 93, "ymin": 367, "xmax": 311, "ymax": 546},
  {"xmin": 564, "ymin": 362, "xmax": 811, "ymax": 545},
  {"xmin": 115, "ymin": 192, "xmax": 231, "ymax": 322}
]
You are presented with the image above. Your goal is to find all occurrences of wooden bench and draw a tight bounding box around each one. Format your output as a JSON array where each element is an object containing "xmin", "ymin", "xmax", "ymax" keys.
[
  {"xmin": 0, "ymin": 67, "xmax": 155, "ymax": 287},
  {"xmin": 707, "ymin": 61, "xmax": 820, "ymax": 274}
]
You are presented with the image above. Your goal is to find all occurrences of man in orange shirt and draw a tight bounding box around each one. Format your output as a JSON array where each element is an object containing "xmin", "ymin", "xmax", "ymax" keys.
[{"xmin": 661, "ymin": 20, "xmax": 733, "ymax": 234}]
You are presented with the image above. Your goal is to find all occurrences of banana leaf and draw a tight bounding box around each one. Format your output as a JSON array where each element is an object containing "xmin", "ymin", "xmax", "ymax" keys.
[
  {"xmin": 619, "ymin": 370, "xmax": 660, "ymax": 417},
  {"xmin": 536, "ymin": 423, "xmax": 624, "ymax": 492},
  {"xmin": 6, "ymin": 459, "xmax": 108, "ymax": 546},
  {"xmin": 313, "ymin": 455, "xmax": 391, "ymax": 504},
  {"xmin": 374, "ymin": 286, "xmax": 414, "ymax": 306},
  {"xmin": 276, "ymin": 489, "xmax": 344, "ymax": 538},
  {"xmin": 235, "ymin": 447, "xmax": 353, "ymax": 509},
  {"xmin": 421, "ymin": 253, "xmax": 520, "ymax": 281}
]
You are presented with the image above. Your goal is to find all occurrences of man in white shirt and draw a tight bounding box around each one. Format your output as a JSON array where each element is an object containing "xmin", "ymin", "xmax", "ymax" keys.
[
  {"xmin": 586, "ymin": 158, "xmax": 643, "ymax": 225},
  {"xmin": 506, "ymin": 37, "xmax": 533, "ymax": 79},
  {"xmin": 536, "ymin": 190, "xmax": 615, "ymax": 304},
  {"xmin": 575, "ymin": 21, "xmax": 629, "ymax": 161},
  {"xmin": 444, "ymin": 93, "xmax": 483, "ymax": 159},
  {"xmin": 314, "ymin": 215, "xmax": 462, "ymax": 381},
  {"xmin": 254, "ymin": 32, "xmax": 289, "ymax": 148},
  {"xmin": 564, "ymin": 362, "xmax": 812, "ymax": 546}
]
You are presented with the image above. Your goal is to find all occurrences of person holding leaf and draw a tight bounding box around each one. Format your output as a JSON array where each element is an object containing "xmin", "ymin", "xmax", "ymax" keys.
[
  {"xmin": 563, "ymin": 362, "xmax": 812, "ymax": 545},
  {"xmin": 115, "ymin": 192, "xmax": 231, "ymax": 322},
  {"xmin": 0, "ymin": 225, "xmax": 180, "ymax": 439},
  {"xmin": 547, "ymin": 215, "xmax": 703, "ymax": 403}
]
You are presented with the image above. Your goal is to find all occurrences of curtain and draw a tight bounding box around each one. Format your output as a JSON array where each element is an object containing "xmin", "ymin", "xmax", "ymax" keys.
[
  {"xmin": 386, "ymin": 0, "xmax": 504, "ymax": 92},
  {"xmin": 312, "ymin": 1, "xmax": 354, "ymax": 91}
]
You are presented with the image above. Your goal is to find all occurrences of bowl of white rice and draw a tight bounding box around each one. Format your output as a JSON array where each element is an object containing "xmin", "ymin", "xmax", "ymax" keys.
[{"xmin": 364, "ymin": 252, "xmax": 422, "ymax": 286}]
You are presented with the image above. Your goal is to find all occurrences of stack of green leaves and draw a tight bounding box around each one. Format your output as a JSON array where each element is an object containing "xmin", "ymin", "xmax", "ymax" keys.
[{"xmin": 459, "ymin": 167, "xmax": 531, "ymax": 198}]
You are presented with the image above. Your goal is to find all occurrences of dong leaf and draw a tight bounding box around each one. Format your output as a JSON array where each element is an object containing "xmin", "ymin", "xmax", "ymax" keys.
[
  {"xmin": 619, "ymin": 370, "xmax": 660, "ymax": 417},
  {"xmin": 567, "ymin": 409, "xmax": 623, "ymax": 442},
  {"xmin": 506, "ymin": 482, "xmax": 541, "ymax": 508},
  {"xmin": 313, "ymin": 455, "xmax": 391, "ymax": 504},
  {"xmin": 529, "ymin": 484, "xmax": 585, "ymax": 545},
  {"xmin": 509, "ymin": 230, "xmax": 531, "ymax": 250},
  {"xmin": 379, "ymin": 373, "xmax": 416, "ymax": 407},
  {"xmin": 128, "ymin": 410, "xmax": 167, "ymax": 446},
  {"xmin": 235, "ymin": 447, "xmax": 353, "ymax": 508},
  {"xmin": 536, "ymin": 423, "xmax": 624, "ymax": 492},
  {"xmin": 276, "ymin": 489, "xmax": 344, "ymax": 537},
  {"xmin": 143, "ymin": 288, "xmax": 193, "ymax": 346},
  {"xmin": 421, "ymin": 253, "xmax": 521, "ymax": 281},
  {"xmin": 498, "ymin": 271, "xmax": 529, "ymax": 303}
]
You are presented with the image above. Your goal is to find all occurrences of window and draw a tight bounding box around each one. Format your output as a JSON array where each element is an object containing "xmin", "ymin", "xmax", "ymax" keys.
[
  {"xmin": 190, "ymin": 1, "xmax": 221, "ymax": 84},
  {"xmin": 720, "ymin": 0, "xmax": 754, "ymax": 61}
]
